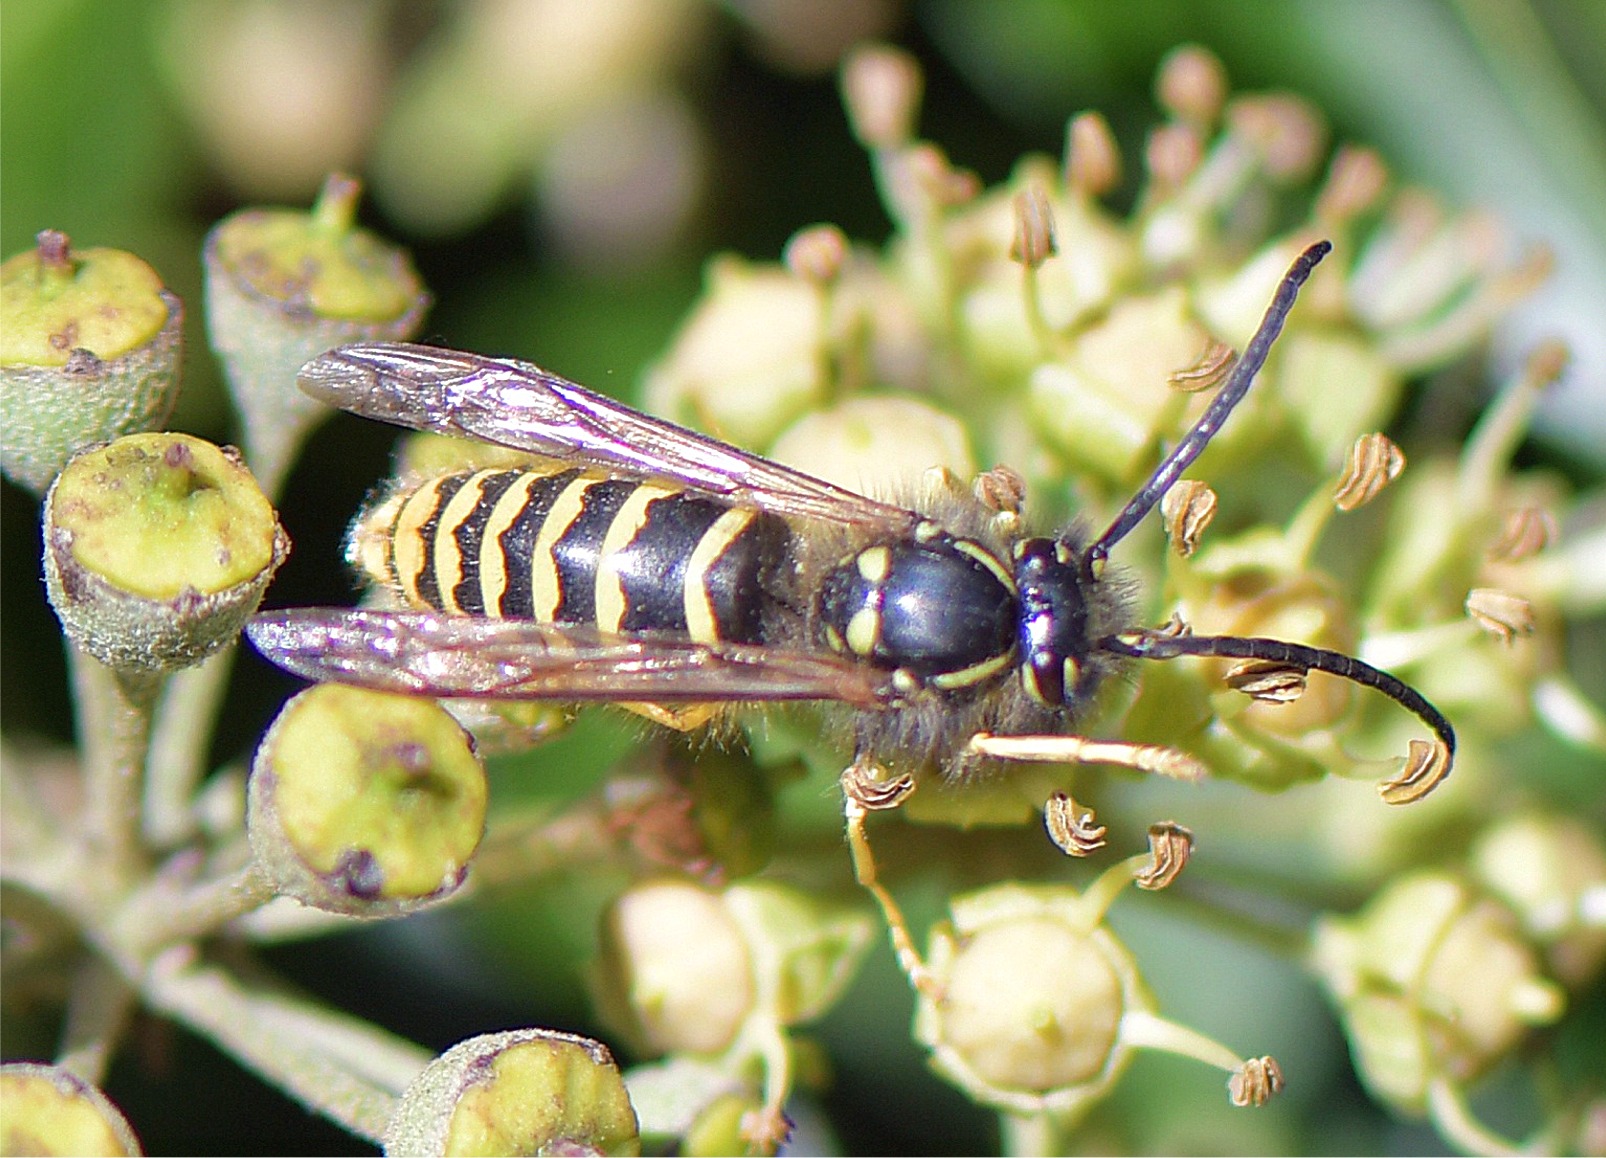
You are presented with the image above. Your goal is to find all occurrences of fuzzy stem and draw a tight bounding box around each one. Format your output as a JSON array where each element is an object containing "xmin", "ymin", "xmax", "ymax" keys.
[
  {"xmin": 143, "ymin": 956, "xmax": 429, "ymax": 1142},
  {"xmin": 71, "ymin": 644, "xmax": 161, "ymax": 875},
  {"xmin": 56, "ymin": 954, "xmax": 136, "ymax": 1086},
  {"xmin": 144, "ymin": 646, "xmax": 238, "ymax": 847},
  {"xmin": 119, "ymin": 861, "xmax": 279, "ymax": 953}
]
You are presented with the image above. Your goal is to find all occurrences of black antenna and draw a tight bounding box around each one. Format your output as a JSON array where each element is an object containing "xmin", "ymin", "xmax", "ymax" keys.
[
  {"xmin": 1101, "ymin": 631, "xmax": 1456, "ymax": 760},
  {"xmin": 1087, "ymin": 240, "xmax": 1332, "ymax": 569}
]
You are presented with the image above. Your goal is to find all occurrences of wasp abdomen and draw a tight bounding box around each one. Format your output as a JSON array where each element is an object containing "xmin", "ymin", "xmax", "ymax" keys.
[{"xmin": 376, "ymin": 468, "xmax": 789, "ymax": 644}]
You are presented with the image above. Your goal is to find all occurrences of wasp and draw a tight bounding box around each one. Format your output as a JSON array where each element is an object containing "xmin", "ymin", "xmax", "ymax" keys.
[{"xmin": 247, "ymin": 241, "xmax": 1454, "ymax": 978}]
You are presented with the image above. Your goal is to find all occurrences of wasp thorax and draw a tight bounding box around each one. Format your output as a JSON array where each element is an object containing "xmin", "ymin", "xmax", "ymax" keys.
[{"xmin": 816, "ymin": 536, "xmax": 1017, "ymax": 691}]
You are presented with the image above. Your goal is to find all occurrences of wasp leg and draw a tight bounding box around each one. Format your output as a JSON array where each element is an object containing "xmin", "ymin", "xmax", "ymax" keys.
[
  {"xmin": 838, "ymin": 758, "xmax": 939, "ymax": 998},
  {"xmin": 619, "ymin": 702, "xmax": 721, "ymax": 731},
  {"xmin": 964, "ymin": 732, "xmax": 1209, "ymax": 781}
]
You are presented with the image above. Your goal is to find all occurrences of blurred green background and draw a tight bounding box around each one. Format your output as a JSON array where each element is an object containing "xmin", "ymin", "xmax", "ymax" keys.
[{"xmin": 4, "ymin": 1, "xmax": 1604, "ymax": 1153}]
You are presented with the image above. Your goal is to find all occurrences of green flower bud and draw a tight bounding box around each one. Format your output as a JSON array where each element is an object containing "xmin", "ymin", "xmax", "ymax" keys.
[
  {"xmin": 1027, "ymin": 286, "xmax": 1210, "ymax": 486},
  {"xmin": 593, "ymin": 879, "xmax": 873, "ymax": 1058},
  {"xmin": 0, "ymin": 1063, "xmax": 142, "ymax": 1157},
  {"xmin": 1311, "ymin": 871, "xmax": 1566, "ymax": 1114},
  {"xmin": 680, "ymin": 1091, "xmax": 762, "ymax": 1157},
  {"xmin": 1, "ymin": 231, "xmax": 182, "ymax": 494},
  {"xmin": 641, "ymin": 257, "xmax": 827, "ymax": 448},
  {"xmin": 593, "ymin": 879, "xmax": 755, "ymax": 1057},
  {"xmin": 768, "ymin": 395, "xmax": 974, "ymax": 496},
  {"xmin": 204, "ymin": 173, "xmax": 428, "ymax": 496},
  {"xmin": 383, "ymin": 1029, "xmax": 639, "ymax": 1157},
  {"xmin": 42, "ymin": 433, "xmax": 288, "ymax": 674},
  {"xmin": 916, "ymin": 881, "xmax": 1280, "ymax": 1118},
  {"xmin": 915, "ymin": 883, "xmax": 1148, "ymax": 1115},
  {"xmin": 248, "ymin": 685, "xmax": 486, "ymax": 916},
  {"xmin": 1471, "ymin": 814, "xmax": 1606, "ymax": 989}
]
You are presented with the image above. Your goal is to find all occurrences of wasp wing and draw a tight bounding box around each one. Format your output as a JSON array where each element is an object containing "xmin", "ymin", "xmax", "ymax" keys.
[
  {"xmin": 298, "ymin": 342, "xmax": 918, "ymax": 532},
  {"xmin": 247, "ymin": 608, "xmax": 895, "ymax": 707}
]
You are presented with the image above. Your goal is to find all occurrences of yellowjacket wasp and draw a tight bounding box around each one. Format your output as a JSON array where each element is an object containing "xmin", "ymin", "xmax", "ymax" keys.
[{"xmin": 247, "ymin": 241, "xmax": 1454, "ymax": 976}]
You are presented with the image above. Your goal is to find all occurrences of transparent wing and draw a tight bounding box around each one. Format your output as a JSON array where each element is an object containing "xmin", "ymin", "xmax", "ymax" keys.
[
  {"xmin": 247, "ymin": 608, "xmax": 896, "ymax": 707},
  {"xmin": 298, "ymin": 342, "xmax": 919, "ymax": 532}
]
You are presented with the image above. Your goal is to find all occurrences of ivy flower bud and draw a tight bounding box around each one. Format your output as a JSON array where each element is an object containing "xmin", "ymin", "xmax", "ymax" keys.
[
  {"xmin": 248, "ymin": 685, "xmax": 486, "ymax": 916},
  {"xmin": 592, "ymin": 879, "xmax": 873, "ymax": 1059},
  {"xmin": 204, "ymin": 173, "xmax": 428, "ymax": 496},
  {"xmin": 1028, "ymin": 287, "xmax": 1211, "ymax": 485},
  {"xmin": 382, "ymin": 1030, "xmax": 638, "ymax": 1157},
  {"xmin": 0, "ymin": 1063, "xmax": 142, "ymax": 1157},
  {"xmin": 1471, "ymin": 813, "xmax": 1606, "ymax": 989},
  {"xmin": 1311, "ymin": 871, "xmax": 1566, "ymax": 1114},
  {"xmin": 42, "ymin": 434, "xmax": 288, "ymax": 674},
  {"xmin": 642, "ymin": 257, "xmax": 829, "ymax": 447},
  {"xmin": 1, "ymin": 231, "xmax": 182, "ymax": 494},
  {"xmin": 768, "ymin": 395, "xmax": 974, "ymax": 496},
  {"xmin": 593, "ymin": 878, "xmax": 755, "ymax": 1057},
  {"xmin": 916, "ymin": 882, "xmax": 1276, "ymax": 1116}
]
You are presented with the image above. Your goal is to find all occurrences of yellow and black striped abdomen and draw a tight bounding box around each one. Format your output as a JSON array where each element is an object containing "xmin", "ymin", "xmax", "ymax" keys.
[{"xmin": 365, "ymin": 468, "xmax": 790, "ymax": 645}]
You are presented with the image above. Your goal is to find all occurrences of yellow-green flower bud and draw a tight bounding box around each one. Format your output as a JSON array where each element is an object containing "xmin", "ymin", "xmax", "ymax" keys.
[
  {"xmin": 593, "ymin": 879, "xmax": 873, "ymax": 1058},
  {"xmin": 1311, "ymin": 871, "xmax": 1566, "ymax": 1114},
  {"xmin": 1471, "ymin": 814, "xmax": 1606, "ymax": 989},
  {"xmin": 916, "ymin": 882, "xmax": 1281, "ymax": 1117},
  {"xmin": 594, "ymin": 878, "xmax": 755, "ymax": 1057},
  {"xmin": 205, "ymin": 173, "xmax": 428, "ymax": 496},
  {"xmin": 0, "ymin": 1063, "xmax": 142, "ymax": 1157},
  {"xmin": 915, "ymin": 883, "xmax": 1147, "ymax": 1115},
  {"xmin": 248, "ymin": 685, "xmax": 486, "ymax": 916},
  {"xmin": 681, "ymin": 1091, "xmax": 763, "ymax": 1157},
  {"xmin": 42, "ymin": 433, "xmax": 288, "ymax": 674},
  {"xmin": 768, "ymin": 395, "xmax": 975, "ymax": 496},
  {"xmin": 1028, "ymin": 286, "xmax": 1210, "ymax": 486},
  {"xmin": 1, "ymin": 231, "xmax": 182, "ymax": 494},
  {"xmin": 641, "ymin": 257, "xmax": 828, "ymax": 448},
  {"xmin": 382, "ymin": 1029, "xmax": 639, "ymax": 1157}
]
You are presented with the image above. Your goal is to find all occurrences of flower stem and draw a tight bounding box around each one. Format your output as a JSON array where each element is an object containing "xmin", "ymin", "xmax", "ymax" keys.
[
  {"xmin": 144, "ymin": 646, "xmax": 238, "ymax": 847},
  {"xmin": 71, "ymin": 643, "xmax": 161, "ymax": 875},
  {"xmin": 143, "ymin": 955, "xmax": 429, "ymax": 1143},
  {"xmin": 56, "ymin": 954, "xmax": 136, "ymax": 1086}
]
